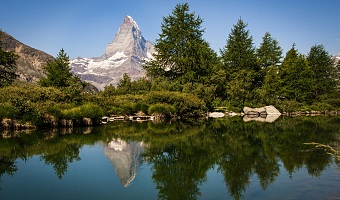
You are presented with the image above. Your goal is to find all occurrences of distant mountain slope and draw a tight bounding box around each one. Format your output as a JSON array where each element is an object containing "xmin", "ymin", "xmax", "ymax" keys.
[
  {"xmin": 334, "ymin": 53, "xmax": 340, "ymax": 62},
  {"xmin": 70, "ymin": 16, "xmax": 155, "ymax": 90},
  {"xmin": 1, "ymin": 31, "xmax": 54, "ymax": 83}
]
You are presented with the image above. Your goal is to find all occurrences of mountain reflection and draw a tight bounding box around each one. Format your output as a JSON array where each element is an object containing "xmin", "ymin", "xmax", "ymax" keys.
[
  {"xmin": 103, "ymin": 138, "xmax": 144, "ymax": 187},
  {"xmin": 0, "ymin": 117, "xmax": 339, "ymax": 199}
]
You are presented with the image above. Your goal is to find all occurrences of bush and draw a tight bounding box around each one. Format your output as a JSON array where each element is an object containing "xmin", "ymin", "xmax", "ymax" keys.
[
  {"xmin": 146, "ymin": 91, "xmax": 206, "ymax": 117},
  {"xmin": 323, "ymin": 99, "xmax": 340, "ymax": 109},
  {"xmin": 80, "ymin": 103, "xmax": 104, "ymax": 119},
  {"xmin": 148, "ymin": 103, "xmax": 176, "ymax": 117},
  {"xmin": 309, "ymin": 102, "xmax": 335, "ymax": 111},
  {"xmin": 278, "ymin": 100, "xmax": 303, "ymax": 113},
  {"xmin": 61, "ymin": 103, "xmax": 104, "ymax": 120},
  {"xmin": 0, "ymin": 102, "xmax": 19, "ymax": 119}
]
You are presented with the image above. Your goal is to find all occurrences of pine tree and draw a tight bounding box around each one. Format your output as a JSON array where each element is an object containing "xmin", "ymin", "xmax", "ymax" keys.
[
  {"xmin": 307, "ymin": 45, "xmax": 337, "ymax": 99},
  {"xmin": 220, "ymin": 19, "xmax": 259, "ymax": 107},
  {"xmin": 221, "ymin": 18, "xmax": 258, "ymax": 74},
  {"xmin": 38, "ymin": 48, "xmax": 73, "ymax": 87},
  {"xmin": 279, "ymin": 45, "xmax": 314, "ymax": 103},
  {"xmin": 143, "ymin": 3, "xmax": 217, "ymax": 85},
  {"xmin": 0, "ymin": 31, "xmax": 18, "ymax": 87},
  {"xmin": 257, "ymin": 32, "xmax": 282, "ymax": 69}
]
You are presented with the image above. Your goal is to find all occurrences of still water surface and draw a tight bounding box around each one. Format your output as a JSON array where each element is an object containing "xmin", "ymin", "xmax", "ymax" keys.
[{"xmin": 0, "ymin": 116, "xmax": 339, "ymax": 200}]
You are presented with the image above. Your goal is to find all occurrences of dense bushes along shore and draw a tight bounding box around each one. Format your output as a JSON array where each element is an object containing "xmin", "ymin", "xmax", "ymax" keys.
[
  {"xmin": 1, "ymin": 83, "xmax": 339, "ymax": 130},
  {"xmin": 0, "ymin": 84, "xmax": 207, "ymax": 129}
]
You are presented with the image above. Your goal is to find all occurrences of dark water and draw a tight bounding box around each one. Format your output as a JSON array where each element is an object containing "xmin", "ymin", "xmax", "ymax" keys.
[{"xmin": 0, "ymin": 116, "xmax": 339, "ymax": 200}]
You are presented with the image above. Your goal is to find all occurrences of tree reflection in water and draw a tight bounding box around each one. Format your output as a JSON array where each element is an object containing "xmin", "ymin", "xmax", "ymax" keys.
[{"xmin": 0, "ymin": 116, "xmax": 339, "ymax": 199}]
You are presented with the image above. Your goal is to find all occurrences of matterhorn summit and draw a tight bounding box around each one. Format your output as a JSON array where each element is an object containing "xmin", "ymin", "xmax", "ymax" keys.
[{"xmin": 70, "ymin": 16, "xmax": 155, "ymax": 90}]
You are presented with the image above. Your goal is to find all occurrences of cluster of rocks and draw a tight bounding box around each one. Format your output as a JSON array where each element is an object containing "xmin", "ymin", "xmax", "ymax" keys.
[
  {"xmin": 1, "ymin": 118, "xmax": 36, "ymax": 130},
  {"xmin": 208, "ymin": 105, "xmax": 282, "ymax": 123}
]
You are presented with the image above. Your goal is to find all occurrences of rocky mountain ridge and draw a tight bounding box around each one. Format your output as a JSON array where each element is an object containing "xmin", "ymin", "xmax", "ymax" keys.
[
  {"xmin": 0, "ymin": 31, "xmax": 53, "ymax": 83},
  {"xmin": 70, "ymin": 16, "xmax": 155, "ymax": 90}
]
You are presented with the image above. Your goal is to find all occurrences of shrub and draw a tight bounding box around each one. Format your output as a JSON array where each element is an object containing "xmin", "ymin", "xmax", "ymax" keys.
[
  {"xmin": 309, "ymin": 102, "xmax": 335, "ymax": 111},
  {"xmin": 148, "ymin": 103, "xmax": 176, "ymax": 117},
  {"xmin": 0, "ymin": 102, "xmax": 19, "ymax": 119},
  {"xmin": 80, "ymin": 103, "xmax": 104, "ymax": 119},
  {"xmin": 323, "ymin": 99, "xmax": 340, "ymax": 109},
  {"xmin": 278, "ymin": 100, "xmax": 303, "ymax": 113},
  {"xmin": 61, "ymin": 103, "xmax": 104, "ymax": 120},
  {"xmin": 146, "ymin": 91, "xmax": 206, "ymax": 117}
]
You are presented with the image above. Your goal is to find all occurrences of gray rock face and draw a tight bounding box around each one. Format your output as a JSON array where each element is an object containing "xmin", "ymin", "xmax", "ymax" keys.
[
  {"xmin": 103, "ymin": 138, "xmax": 144, "ymax": 187},
  {"xmin": 0, "ymin": 31, "xmax": 54, "ymax": 83},
  {"xmin": 70, "ymin": 16, "xmax": 155, "ymax": 90}
]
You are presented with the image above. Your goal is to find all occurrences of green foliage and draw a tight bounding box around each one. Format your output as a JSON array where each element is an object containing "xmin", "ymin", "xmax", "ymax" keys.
[
  {"xmin": 309, "ymin": 102, "xmax": 335, "ymax": 111},
  {"xmin": 38, "ymin": 48, "xmax": 74, "ymax": 88},
  {"xmin": 277, "ymin": 100, "xmax": 303, "ymax": 113},
  {"xmin": 148, "ymin": 103, "xmax": 176, "ymax": 116},
  {"xmin": 221, "ymin": 18, "xmax": 258, "ymax": 73},
  {"xmin": 221, "ymin": 19, "xmax": 261, "ymax": 107},
  {"xmin": 144, "ymin": 3, "xmax": 218, "ymax": 85},
  {"xmin": 323, "ymin": 99, "xmax": 340, "ymax": 109},
  {"xmin": 226, "ymin": 69, "xmax": 256, "ymax": 109},
  {"xmin": 307, "ymin": 45, "xmax": 338, "ymax": 99},
  {"xmin": 0, "ymin": 102, "xmax": 19, "ymax": 119},
  {"xmin": 61, "ymin": 103, "xmax": 104, "ymax": 120},
  {"xmin": 278, "ymin": 45, "xmax": 315, "ymax": 103},
  {"xmin": 146, "ymin": 91, "xmax": 206, "ymax": 117},
  {"xmin": 0, "ymin": 31, "xmax": 19, "ymax": 87},
  {"xmin": 257, "ymin": 32, "xmax": 283, "ymax": 69}
]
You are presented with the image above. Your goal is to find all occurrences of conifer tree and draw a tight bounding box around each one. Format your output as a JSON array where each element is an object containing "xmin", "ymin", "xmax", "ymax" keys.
[
  {"xmin": 221, "ymin": 19, "xmax": 258, "ymax": 74},
  {"xmin": 38, "ymin": 48, "xmax": 73, "ymax": 87},
  {"xmin": 0, "ymin": 31, "xmax": 18, "ymax": 87},
  {"xmin": 279, "ymin": 45, "xmax": 314, "ymax": 103},
  {"xmin": 143, "ymin": 3, "xmax": 217, "ymax": 85},
  {"xmin": 220, "ymin": 19, "xmax": 259, "ymax": 107},
  {"xmin": 307, "ymin": 45, "xmax": 338, "ymax": 99},
  {"xmin": 257, "ymin": 32, "xmax": 282, "ymax": 69}
]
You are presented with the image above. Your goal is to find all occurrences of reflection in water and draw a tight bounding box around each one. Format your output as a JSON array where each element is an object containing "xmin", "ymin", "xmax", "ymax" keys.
[
  {"xmin": 243, "ymin": 114, "xmax": 281, "ymax": 123},
  {"xmin": 103, "ymin": 138, "xmax": 144, "ymax": 187},
  {"xmin": 0, "ymin": 117, "xmax": 339, "ymax": 199}
]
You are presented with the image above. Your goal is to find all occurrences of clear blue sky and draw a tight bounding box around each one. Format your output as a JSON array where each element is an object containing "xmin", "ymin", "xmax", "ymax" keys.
[{"xmin": 1, "ymin": 0, "xmax": 339, "ymax": 59}]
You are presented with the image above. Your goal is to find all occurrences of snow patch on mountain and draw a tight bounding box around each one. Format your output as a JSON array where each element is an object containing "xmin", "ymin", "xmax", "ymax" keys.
[{"xmin": 70, "ymin": 16, "xmax": 155, "ymax": 90}]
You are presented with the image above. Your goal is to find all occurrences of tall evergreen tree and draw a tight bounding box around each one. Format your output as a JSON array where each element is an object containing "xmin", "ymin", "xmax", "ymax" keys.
[
  {"xmin": 279, "ymin": 45, "xmax": 314, "ymax": 103},
  {"xmin": 220, "ymin": 19, "xmax": 259, "ymax": 107},
  {"xmin": 38, "ymin": 48, "xmax": 73, "ymax": 87},
  {"xmin": 221, "ymin": 18, "xmax": 258, "ymax": 74},
  {"xmin": 143, "ymin": 3, "xmax": 218, "ymax": 85},
  {"xmin": 256, "ymin": 33, "xmax": 282, "ymax": 104},
  {"xmin": 307, "ymin": 45, "xmax": 338, "ymax": 99},
  {"xmin": 257, "ymin": 32, "xmax": 282, "ymax": 69},
  {"xmin": 0, "ymin": 31, "xmax": 18, "ymax": 87}
]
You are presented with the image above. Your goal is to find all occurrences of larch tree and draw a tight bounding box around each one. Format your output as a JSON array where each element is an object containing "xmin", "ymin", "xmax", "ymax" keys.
[
  {"xmin": 143, "ymin": 3, "xmax": 218, "ymax": 85},
  {"xmin": 220, "ymin": 19, "xmax": 259, "ymax": 107},
  {"xmin": 279, "ymin": 45, "xmax": 314, "ymax": 103},
  {"xmin": 307, "ymin": 45, "xmax": 338, "ymax": 99},
  {"xmin": 257, "ymin": 32, "xmax": 282, "ymax": 69},
  {"xmin": 256, "ymin": 32, "xmax": 282, "ymax": 104}
]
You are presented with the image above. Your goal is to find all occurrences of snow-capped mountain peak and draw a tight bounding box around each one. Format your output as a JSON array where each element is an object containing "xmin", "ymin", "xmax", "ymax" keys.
[{"xmin": 70, "ymin": 16, "xmax": 155, "ymax": 90}]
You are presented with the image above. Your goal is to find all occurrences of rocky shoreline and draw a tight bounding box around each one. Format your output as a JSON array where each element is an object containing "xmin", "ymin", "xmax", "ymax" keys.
[{"xmin": 1, "ymin": 107, "xmax": 339, "ymax": 130}]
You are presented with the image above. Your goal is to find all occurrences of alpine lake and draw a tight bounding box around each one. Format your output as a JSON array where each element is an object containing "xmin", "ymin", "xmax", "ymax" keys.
[{"xmin": 0, "ymin": 116, "xmax": 339, "ymax": 200}]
